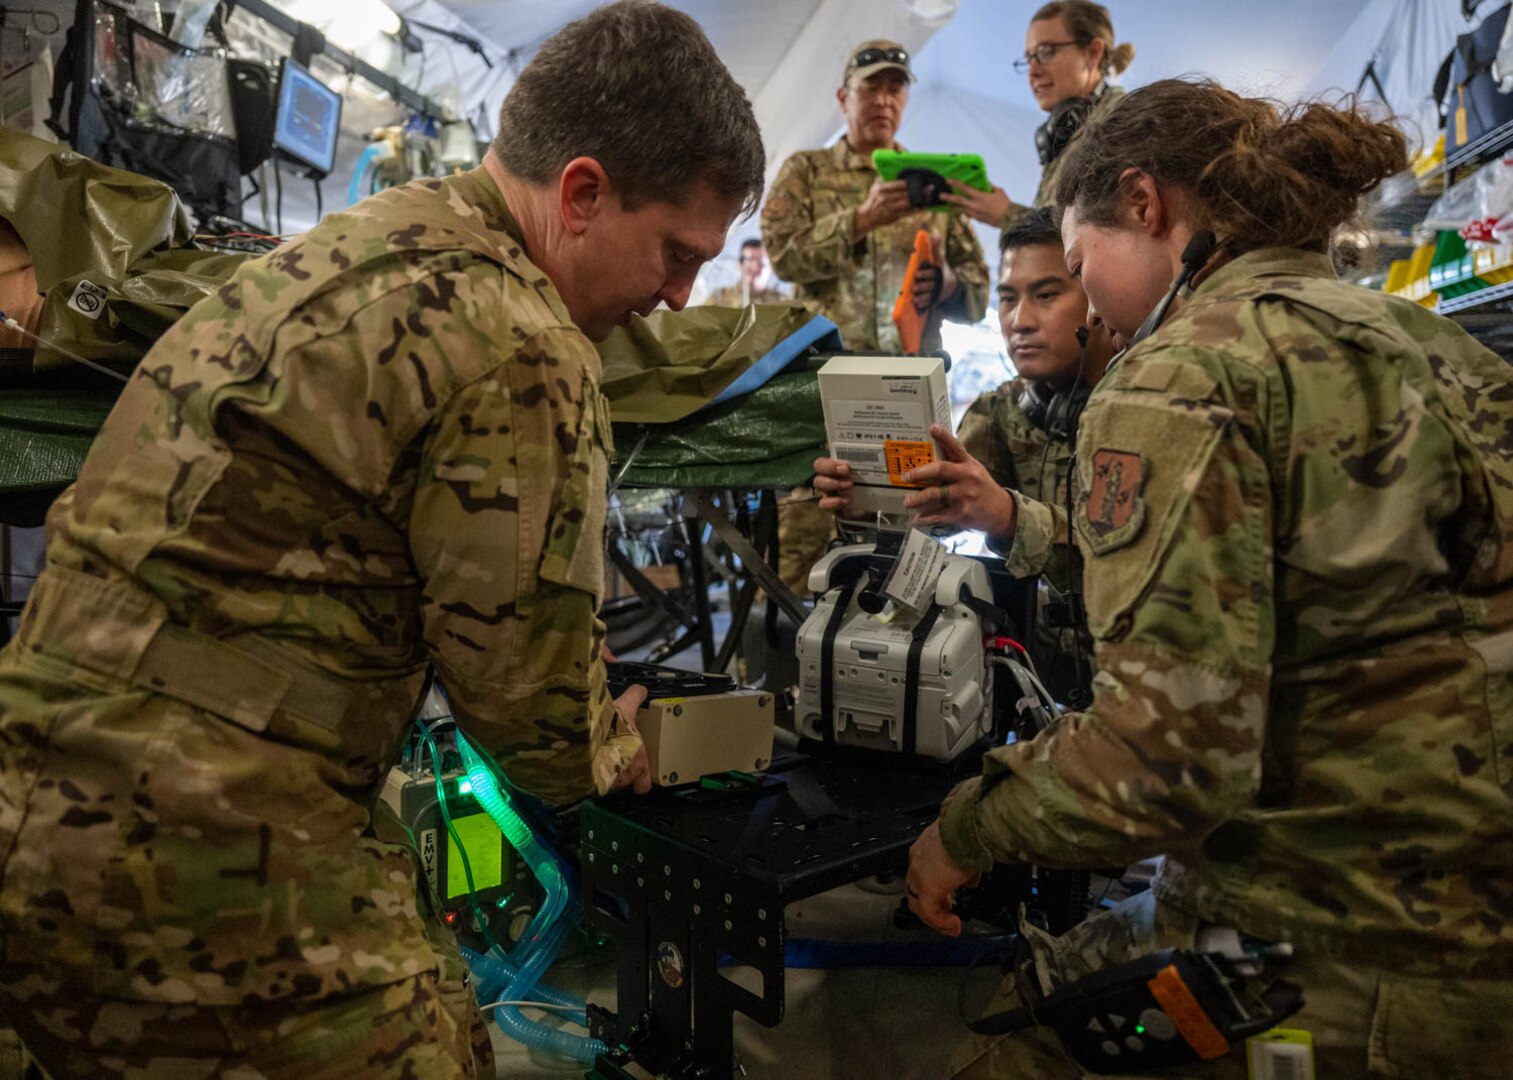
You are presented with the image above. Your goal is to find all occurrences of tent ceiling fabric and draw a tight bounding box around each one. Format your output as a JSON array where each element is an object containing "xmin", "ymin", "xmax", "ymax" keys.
[{"xmin": 287, "ymin": 0, "xmax": 1469, "ymax": 273}]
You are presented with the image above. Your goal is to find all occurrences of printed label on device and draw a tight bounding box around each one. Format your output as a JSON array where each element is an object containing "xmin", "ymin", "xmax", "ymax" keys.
[
  {"xmin": 419, "ymin": 827, "xmax": 439, "ymax": 896},
  {"xmin": 1246, "ymin": 1029, "xmax": 1314, "ymax": 1080},
  {"xmin": 883, "ymin": 527, "xmax": 948, "ymax": 612},
  {"xmin": 884, "ymin": 439, "xmax": 936, "ymax": 486}
]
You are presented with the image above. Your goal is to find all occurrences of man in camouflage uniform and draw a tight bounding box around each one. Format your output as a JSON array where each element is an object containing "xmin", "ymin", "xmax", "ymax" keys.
[
  {"xmin": 761, "ymin": 39, "xmax": 989, "ymax": 593},
  {"xmin": 707, "ymin": 238, "xmax": 786, "ymax": 308},
  {"xmin": 906, "ymin": 243, "xmax": 1513, "ymax": 1075},
  {"xmin": 814, "ymin": 209, "xmax": 1113, "ymax": 704},
  {"xmin": 761, "ymin": 40, "xmax": 988, "ymax": 354},
  {"xmin": 0, "ymin": 4, "xmax": 764, "ymax": 1076}
]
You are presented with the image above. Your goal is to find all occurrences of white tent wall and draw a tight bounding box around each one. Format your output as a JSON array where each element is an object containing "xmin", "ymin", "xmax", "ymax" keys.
[
  {"xmin": 1304, "ymin": 0, "xmax": 1468, "ymax": 151},
  {"xmin": 258, "ymin": 0, "xmax": 1482, "ymax": 283}
]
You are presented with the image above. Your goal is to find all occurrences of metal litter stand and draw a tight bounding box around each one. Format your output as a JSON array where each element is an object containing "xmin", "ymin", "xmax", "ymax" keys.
[
  {"xmin": 581, "ymin": 755, "xmax": 961, "ymax": 1079},
  {"xmin": 607, "ymin": 488, "xmax": 809, "ymax": 673}
]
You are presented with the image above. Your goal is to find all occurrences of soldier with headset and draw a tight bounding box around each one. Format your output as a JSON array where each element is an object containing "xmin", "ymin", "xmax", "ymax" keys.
[
  {"xmin": 812, "ymin": 207, "xmax": 1114, "ymax": 704},
  {"xmin": 942, "ymin": 0, "xmax": 1134, "ymax": 232},
  {"xmin": 913, "ymin": 79, "xmax": 1513, "ymax": 1078}
]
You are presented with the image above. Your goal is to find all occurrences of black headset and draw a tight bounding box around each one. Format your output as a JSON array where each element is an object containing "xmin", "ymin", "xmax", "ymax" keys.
[
  {"xmin": 1018, "ymin": 326, "xmax": 1093, "ymax": 445},
  {"xmin": 1018, "ymin": 378, "xmax": 1091, "ymax": 445},
  {"xmin": 1035, "ymin": 96, "xmax": 1095, "ymax": 167}
]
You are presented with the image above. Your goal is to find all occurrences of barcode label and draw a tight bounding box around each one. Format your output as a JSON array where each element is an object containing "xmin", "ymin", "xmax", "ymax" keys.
[
  {"xmin": 1272, "ymin": 1050, "xmax": 1304, "ymax": 1080},
  {"xmin": 834, "ymin": 447, "xmax": 881, "ymax": 464},
  {"xmin": 1247, "ymin": 1034, "xmax": 1313, "ymax": 1080}
]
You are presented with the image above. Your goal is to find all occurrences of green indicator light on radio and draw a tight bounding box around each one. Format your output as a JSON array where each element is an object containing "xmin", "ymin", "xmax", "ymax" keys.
[{"xmin": 1135, "ymin": 1025, "xmax": 1145, "ymax": 1035}]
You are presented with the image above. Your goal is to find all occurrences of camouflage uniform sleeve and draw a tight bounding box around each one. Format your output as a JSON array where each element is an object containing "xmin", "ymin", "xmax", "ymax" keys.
[
  {"xmin": 939, "ymin": 350, "xmax": 1274, "ymax": 871},
  {"xmin": 1000, "ymin": 202, "xmax": 1034, "ymax": 231},
  {"xmin": 939, "ymin": 210, "xmax": 989, "ymax": 326},
  {"xmin": 957, "ymin": 387, "xmax": 1018, "ymax": 490},
  {"xmin": 997, "ymin": 491, "xmax": 1068, "ymax": 578},
  {"xmin": 410, "ymin": 327, "xmax": 620, "ymax": 806},
  {"xmin": 761, "ymin": 153, "xmax": 859, "ymax": 286}
]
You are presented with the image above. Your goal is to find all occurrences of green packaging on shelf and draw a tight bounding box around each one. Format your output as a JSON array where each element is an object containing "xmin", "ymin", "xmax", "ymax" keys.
[{"xmin": 1429, "ymin": 229, "xmax": 1490, "ymax": 300}]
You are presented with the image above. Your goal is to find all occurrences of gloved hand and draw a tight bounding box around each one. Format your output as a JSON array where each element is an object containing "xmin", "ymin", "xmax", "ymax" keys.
[{"xmin": 594, "ymin": 683, "xmax": 652, "ymax": 795}]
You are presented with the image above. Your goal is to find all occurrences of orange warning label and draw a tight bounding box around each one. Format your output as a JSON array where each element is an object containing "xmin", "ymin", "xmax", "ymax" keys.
[
  {"xmin": 884, "ymin": 439, "xmax": 936, "ymax": 486},
  {"xmin": 1146, "ymin": 965, "xmax": 1229, "ymax": 1060}
]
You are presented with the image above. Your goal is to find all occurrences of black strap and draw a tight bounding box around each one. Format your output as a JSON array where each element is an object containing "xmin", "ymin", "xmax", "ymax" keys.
[
  {"xmin": 1434, "ymin": 50, "xmax": 1455, "ymax": 122},
  {"xmin": 901, "ymin": 603, "xmax": 943, "ymax": 755},
  {"xmin": 818, "ymin": 574, "xmax": 863, "ymax": 746},
  {"xmin": 48, "ymin": 0, "xmax": 91, "ymax": 142},
  {"xmin": 957, "ymin": 588, "xmax": 1011, "ymax": 633}
]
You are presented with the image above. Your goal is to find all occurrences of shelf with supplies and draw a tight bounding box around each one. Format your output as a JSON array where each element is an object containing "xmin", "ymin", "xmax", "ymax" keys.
[
  {"xmin": 1431, "ymin": 114, "xmax": 1513, "ymax": 185},
  {"xmin": 1369, "ymin": 172, "xmax": 1444, "ymax": 238},
  {"xmin": 1438, "ymin": 277, "xmax": 1513, "ymax": 313}
]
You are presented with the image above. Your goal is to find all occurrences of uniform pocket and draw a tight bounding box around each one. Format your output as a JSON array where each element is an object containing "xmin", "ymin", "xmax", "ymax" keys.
[
  {"xmin": 1074, "ymin": 392, "xmax": 1231, "ymax": 641},
  {"xmin": 537, "ymin": 379, "xmax": 612, "ymax": 602},
  {"xmin": 1368, "ymin": 974, "xmax": 1513, "ymax": 1078}
]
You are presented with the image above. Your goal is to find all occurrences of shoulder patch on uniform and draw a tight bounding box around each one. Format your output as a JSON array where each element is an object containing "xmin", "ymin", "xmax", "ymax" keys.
[{"xmin": 1085, "ymin": 448, "xmax": 1145, "ymax": 543}]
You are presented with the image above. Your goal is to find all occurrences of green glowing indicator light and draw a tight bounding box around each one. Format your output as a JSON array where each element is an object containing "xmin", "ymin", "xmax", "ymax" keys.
[
  {"xmin": 1135, "ymin": 1025, "xmax": 1145, "ymax": 1034},
  {"xmin": 458, "ymin": 779, "xmax": 473, "ymax": 796}
]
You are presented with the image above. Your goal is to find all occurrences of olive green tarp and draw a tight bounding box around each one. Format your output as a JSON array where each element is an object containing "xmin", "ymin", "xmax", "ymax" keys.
[
  {"xmin": 597, "ymin": 303, "xmax": 839, "ymax": 490},
  {"xmin": 0, "ymin": 127, "xmax": 251, "ymax": 376},
  {"xmin": 610, "ymin": 357, "xmax": 828, "ymax": 491},
  {"xmin": 1, "ymin": 310, "xmax": 838, "ymax": 515},
  {"xmin": 0, "ymin": 387, "xmax": 117, "ymax": 526},
  {"xmin": 0, "ymin": 131, "xmax": 838, "ymax": 507}
]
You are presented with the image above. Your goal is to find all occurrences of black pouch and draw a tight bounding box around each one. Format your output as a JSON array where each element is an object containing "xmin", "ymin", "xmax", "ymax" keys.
[
  {"xmin": 51, "ymin": 0, "xmax": 242, "ymax": 219},
  {"xmin": 1445, "ymin": 3, "xmax": 1513, "ymax": 159}
]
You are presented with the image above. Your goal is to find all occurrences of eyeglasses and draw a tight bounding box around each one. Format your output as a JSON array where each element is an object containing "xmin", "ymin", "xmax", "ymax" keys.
[
  {"xmin": 849, "ymin": 46, "xmax": 909, "ymax": 71},
  {"xmin": 1012, "ymin": 40, "xmax": 1084, "ymax": 73}
]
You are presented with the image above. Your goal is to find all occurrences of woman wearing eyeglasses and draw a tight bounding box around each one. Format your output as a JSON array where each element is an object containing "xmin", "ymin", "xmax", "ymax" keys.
[{"xmin": 943, "ymin": 0, "xmax": 1134, "ymax": 230}]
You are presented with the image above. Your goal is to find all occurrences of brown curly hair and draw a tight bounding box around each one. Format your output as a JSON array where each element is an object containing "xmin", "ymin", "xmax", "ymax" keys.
[{"xmin": 1053, "ymin": 79, "xmax": 1408, "ymax": 253}]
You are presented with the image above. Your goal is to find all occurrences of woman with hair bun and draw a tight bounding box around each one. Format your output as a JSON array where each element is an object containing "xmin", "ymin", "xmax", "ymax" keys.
[
  {"xmin": 944, "ymin": 0, "xmax": 1134, "ymax": 230},
  {"xmin": 910, "ymin": 79, "xmax": 1513, "ymax": 1077}
]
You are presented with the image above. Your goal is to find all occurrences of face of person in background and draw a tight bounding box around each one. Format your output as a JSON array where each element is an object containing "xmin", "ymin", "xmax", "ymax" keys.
[
  {"xmin": 838, "ymin": 69, "xmax": 910, "ymax": 152},
  {"xmin": 740, "ymin": 244, "xmax": 767, "ymax": 285},
  {"xmin": 1024, "ymin": 16, "xmax": 1106, "ymax": 112},
  {"xmin": 998, "ymin": 241, "xmax": 1102, "ymax": 386}
]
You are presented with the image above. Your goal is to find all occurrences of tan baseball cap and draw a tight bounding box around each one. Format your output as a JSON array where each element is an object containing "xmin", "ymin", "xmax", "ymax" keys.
[{"xmin": 844, "ymin": 40, "xmax": 915, "ymax": 84}]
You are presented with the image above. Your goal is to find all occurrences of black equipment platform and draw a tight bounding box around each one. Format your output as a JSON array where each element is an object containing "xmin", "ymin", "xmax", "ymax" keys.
[{"xmin": 580, "ymin": 754, "xmax": 965, "ymax": 1079}]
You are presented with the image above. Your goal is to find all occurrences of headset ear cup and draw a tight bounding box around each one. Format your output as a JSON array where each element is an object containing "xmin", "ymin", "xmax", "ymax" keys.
[
  {"xmin": 1045, "ymin": 385, "xmax": 1093, "ymax": 443},
  {"xmin": 1036, "ymin": 96, "xmax": 1094, "ymax": 166},
  {"xmin": 1019, "ymin": 383, "xmax": 1051, "ymax": 431},
  {"xmin": 1034, "ymin": 120, "xmax": 1052, "ymax": 166}
]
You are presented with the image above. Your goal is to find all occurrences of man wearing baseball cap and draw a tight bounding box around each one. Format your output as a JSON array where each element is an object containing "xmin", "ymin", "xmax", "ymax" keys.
[{"xmin": 760, "ymin": 38, "xmax": 988, "ymax": 591}]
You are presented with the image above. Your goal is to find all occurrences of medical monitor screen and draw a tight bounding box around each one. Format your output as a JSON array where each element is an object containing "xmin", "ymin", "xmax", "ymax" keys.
[{"xmin": 273, "ymin": 59, "xmax": 342, "ymax": 175}]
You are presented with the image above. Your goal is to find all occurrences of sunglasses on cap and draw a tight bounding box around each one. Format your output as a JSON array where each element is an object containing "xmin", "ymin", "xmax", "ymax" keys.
[{"xmin": 849, "ymin": 46, "xmax": 909, "ymax": 70}]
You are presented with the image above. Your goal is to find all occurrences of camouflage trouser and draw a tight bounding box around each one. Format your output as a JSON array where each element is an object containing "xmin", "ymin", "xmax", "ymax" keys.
[
  {"xmin": 0, "ymin": 966, "xmax": 493, "ymax": 1080},
  {"xmin": 776, "ymin": 487, "xmax": 834, "ymax": 594},
  {"xmin": 948, "ymin": 892, "xmax": 1513, "ymax": 1080}
]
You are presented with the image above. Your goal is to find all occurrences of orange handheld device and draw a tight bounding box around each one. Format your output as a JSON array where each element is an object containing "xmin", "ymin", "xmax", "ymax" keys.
[{"xmin": 892, "ymin": 229, "xmax": 934, "ymax": 354}]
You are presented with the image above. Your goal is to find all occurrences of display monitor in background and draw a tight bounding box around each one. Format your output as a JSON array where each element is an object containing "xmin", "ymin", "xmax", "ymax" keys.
[{"xmin": 273, "ymin": 58, "xmax": 342, "ymax": 176}]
